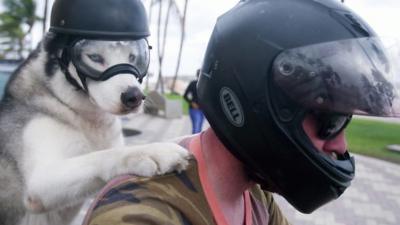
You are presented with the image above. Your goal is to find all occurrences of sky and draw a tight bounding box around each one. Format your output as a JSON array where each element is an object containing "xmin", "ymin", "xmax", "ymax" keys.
[
  {"xmin": 153, "ymin": 0, "xmax": 400, "ymax": 77},
  {"xmin": 3, "ymin": 0, "xmax": 400, "ymax": 77}
]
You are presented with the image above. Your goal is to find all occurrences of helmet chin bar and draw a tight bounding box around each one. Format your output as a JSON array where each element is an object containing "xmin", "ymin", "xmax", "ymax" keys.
[{"xmin": 264, "ymin": 83, "xmax": 356, "ymax": 213}]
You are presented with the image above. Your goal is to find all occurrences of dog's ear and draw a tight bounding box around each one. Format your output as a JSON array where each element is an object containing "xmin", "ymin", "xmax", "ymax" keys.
[
  {"xmin": 42, "ymin": 33, "xmax": 72, "ymax": 77},
  {"xmin": 43, "ymin": 32, "xmax": 69, "ymax": 56}
]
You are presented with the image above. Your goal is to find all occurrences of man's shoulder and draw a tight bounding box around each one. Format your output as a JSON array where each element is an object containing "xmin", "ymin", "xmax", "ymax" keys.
[{"xmin": 84, "ymin": 159, "xmax": 215, "ymax": 225}]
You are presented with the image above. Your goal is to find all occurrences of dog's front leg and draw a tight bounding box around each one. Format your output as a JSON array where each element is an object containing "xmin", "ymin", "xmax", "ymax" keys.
[{"xmin": 24, "ymin": 143, "xmax": 190, "ymax": 213}]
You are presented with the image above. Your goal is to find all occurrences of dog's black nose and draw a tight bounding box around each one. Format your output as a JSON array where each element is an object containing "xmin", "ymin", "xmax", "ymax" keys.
[{"xmin": 121, "ymin": 87, "xmax": 145, "ymax": 108}]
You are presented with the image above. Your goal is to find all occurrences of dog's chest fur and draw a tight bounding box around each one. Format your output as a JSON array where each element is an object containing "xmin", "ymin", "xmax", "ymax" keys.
[{"xmin": 76, "ymin": 114, "xmax": 124, "ymax": 150}]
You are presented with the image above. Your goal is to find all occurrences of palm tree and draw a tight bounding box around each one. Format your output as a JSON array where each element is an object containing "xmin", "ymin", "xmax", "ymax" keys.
[
  {"xmin": 145, "ymin": 0, "xmax": 156, "ymax": 91},
  {"xmin": 147, "ymin": 0, "xmax": 189, "ymax": 94},
  {"xmin": 42, "ymin": 0, "xmax": 49, "ymax": 35},
  {"xmin": 0, "ymin": 0, "xmax": 42, "ymax": 59},
  {"xmin": 170, "ymin": 0, "xmax": 189, "ymax": 94},
  {"xmin": 154, "ymin": 0, "xmax": 172, "ymax": 94}
]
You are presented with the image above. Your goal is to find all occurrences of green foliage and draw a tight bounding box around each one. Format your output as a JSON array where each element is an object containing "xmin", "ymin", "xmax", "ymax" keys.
[
  {"xmin": 164, "ymin": 93, "xmax": 189, "ymax": 115},
  {"xmin": 0, "ymin": 0, "xmax": 42, "ymax": 59},
  {"xmin": 346, "ymin": 118, "xmax": 400, "ymax": 165}
]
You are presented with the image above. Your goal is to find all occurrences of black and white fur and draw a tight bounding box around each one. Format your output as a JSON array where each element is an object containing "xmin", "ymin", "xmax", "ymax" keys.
[{"xmin": 0, "ymin": 34, "xmax": 189, "ymax": 225}]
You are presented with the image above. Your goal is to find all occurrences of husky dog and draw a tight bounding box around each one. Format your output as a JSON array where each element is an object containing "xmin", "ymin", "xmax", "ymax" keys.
[{"xmin": 0, "ymin": 34, "xmax": 189, "ymax": 225}]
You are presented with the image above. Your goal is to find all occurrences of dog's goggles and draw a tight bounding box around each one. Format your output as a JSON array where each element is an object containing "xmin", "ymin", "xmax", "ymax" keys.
[
  {"xmin": 273, "ymin": 37, "xmax": 400, "ymax": 118},
  {"xmin": 70, "ymin": 39, "xmax": 150, "ymax": 82}
]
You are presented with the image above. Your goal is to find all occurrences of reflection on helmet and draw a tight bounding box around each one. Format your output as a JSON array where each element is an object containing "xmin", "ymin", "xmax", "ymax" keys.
[
  {"xmin": 273, "ymin": 38, "xmax": 399, "ymax": 117},
  {"xmin": 197, "ymin": 0, "xmax": 399, "ymax": 213}
]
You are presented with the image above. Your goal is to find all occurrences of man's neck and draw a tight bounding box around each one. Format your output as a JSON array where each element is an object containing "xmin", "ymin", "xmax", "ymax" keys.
[{"xmin": 199, "ymin": 128, "xmax": 254, "ymax": 225}]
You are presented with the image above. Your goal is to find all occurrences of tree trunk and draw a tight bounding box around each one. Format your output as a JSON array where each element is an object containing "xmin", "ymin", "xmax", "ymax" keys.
[
  {"xmin": 42, "ymin": 0, "xmax": 49, "ymax": 35},
  {"xmin": 170, "ymin": 0, "xmax": 189, "ymax": 94},
  {"xmin": 145, "ymin": 0, "xmax": 155, "ymax": 92},
  {"xmin": 17, "ymin": 37, "xmax": 24, "ymax": 60},
  {"xmin": 155, "ymin": 0, "xmax": 172, "ymax": 94},
  {"xmin": 155, "ymin": 0, "xmax": 164, "ymax": 93}
]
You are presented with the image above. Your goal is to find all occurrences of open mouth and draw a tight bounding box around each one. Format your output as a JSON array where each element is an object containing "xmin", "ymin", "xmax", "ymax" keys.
[
  {"xmin": 329, "ymin": 152, "xmax": 338, "ymax": 160},
  {"xmin": 326, "ymin": 151, "xmax": 349, "ymax": 161}
]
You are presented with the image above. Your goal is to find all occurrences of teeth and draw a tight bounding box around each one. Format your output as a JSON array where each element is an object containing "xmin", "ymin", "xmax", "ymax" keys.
[{"xmin": 330, "ymin": 152, "xmax": 338, "ymax": 160}]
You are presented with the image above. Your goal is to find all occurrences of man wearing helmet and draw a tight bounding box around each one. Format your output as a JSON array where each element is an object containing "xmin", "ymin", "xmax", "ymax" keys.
[{"xmin": 84, "ymin": 0, "xmax": 400, "ymax": 224}]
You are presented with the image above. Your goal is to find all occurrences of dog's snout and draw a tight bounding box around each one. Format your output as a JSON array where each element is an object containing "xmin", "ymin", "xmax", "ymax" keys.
[{"xmin": 121, "ymin": 87, "xmax": 145, "ymax": 108}]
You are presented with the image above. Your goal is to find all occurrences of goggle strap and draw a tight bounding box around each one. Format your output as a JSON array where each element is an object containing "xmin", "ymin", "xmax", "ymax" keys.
[{"xmin": 58, "ymin": 48, "xmax": 88, "ymax": 93}]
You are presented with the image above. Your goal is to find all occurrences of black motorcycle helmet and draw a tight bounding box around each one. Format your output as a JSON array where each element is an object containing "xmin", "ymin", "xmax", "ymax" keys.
[
  {"xmin": 198, "ymin": 0, "xmax": 400, "ymax": 213},
  {"xmin": 48, "ymin": 0, "xmax": 151, "ymax": 91},
  {"xmin": 50, "ymin": 0, "xmax": 149, "ymax": 39}
]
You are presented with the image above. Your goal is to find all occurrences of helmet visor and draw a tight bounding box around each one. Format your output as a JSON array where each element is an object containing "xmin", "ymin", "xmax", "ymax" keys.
[
  {"xmin": 71, "ymin": 39, "xmax": 150, "ymax": 80},
  {"xmin": 273, "ymin": 37, "xmax": 400, "ymax": 117}
]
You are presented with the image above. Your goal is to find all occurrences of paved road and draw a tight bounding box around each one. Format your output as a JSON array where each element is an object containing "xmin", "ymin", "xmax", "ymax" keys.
[{"xmin": 73, "ymin": 113, "xmax": 400, "ymax": 225}]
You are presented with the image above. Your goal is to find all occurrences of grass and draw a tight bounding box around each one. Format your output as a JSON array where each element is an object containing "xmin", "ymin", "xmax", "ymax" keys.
[
  {"xmin": 346, "ymin": 118, "xmax": 400, "ymax": 165},
  {"xmin": 164, "ymin": 93, "xmax": 189, "ymax": 115}
]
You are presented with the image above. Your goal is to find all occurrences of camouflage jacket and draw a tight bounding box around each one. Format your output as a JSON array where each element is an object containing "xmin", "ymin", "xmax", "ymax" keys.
[
  {"xmin": 83, "ymin": 135, "xmax": 291, "ymax": 225},
  {"xmin": 82, "ymin": 158, "xmax": 290, "ymax": 225}
]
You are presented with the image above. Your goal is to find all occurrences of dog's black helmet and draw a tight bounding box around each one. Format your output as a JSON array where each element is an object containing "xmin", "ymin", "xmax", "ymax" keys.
[
  {"xmin": 198, "ymin": 0, "xmax": 400, "ymax": 213},
  {"xmin": 50, "ymin": 0, "xmax": 149, "ymax": 39}
]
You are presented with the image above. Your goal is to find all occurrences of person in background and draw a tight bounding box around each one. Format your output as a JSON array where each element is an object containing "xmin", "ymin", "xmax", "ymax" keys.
[
  {"xmin": 83, "ymin": 0, "xmax": 400, "ymax": 224},
  {"xmin": 184, "ymin": 69, "xmax": 204, "ymax": 134}
]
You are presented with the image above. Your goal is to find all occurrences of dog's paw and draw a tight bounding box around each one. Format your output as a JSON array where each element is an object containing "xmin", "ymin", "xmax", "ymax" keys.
[
  {"xmin": 125, "ymin": 143, "xmax": 191, "ymax": 176},
  {"xmin": 101, "ymin": 143, "xmax": 191, "ymax": 181},
  {"xmin": 24, "ymin": 195, "xmax": 45, "ymax": 213}
]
